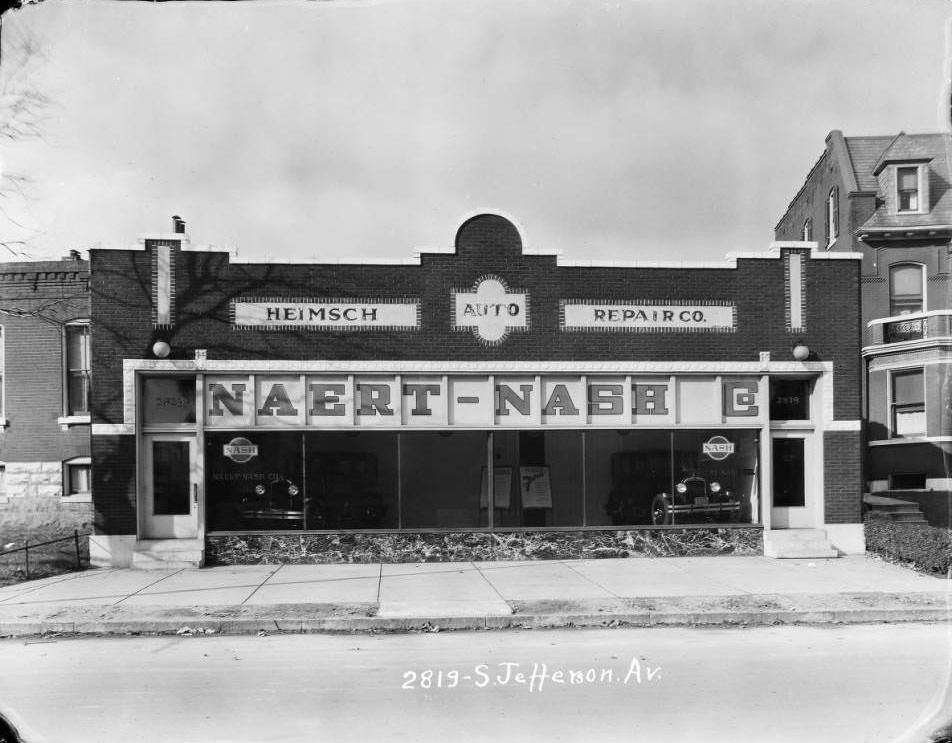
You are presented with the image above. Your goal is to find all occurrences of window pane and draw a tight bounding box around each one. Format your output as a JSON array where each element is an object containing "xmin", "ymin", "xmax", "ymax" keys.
[
  {"xmin": 305, "ymin": 432, "xmax": 397, "ymax": 529},
  {"xmin": 895, "ymin": 410, "xmax": 925, "ymax": 436},
  {"xmin": 491, "ymin": 431, "xmax": 582, "ymax": 527},
  {"xmin": 66, "ymin": 326, "xmax": 89, "ymax": 370},
  {"xmin": 893, "ymin": 371, "xmax": 923, "ymax": 404},
  {"xmin": 770, "ymin": 379, "xmax": 810, "ymax": 420},
  {"xmin": 772, "ymin": 438, "xmax": 805, "ymax": 508},
  {"xmin": 399, "ymin": 432, "xmax": 488, "ymax": 529},
  {"xmin": 206, "ymin": 432, "xmax": 303, "ymax": 530},
  {"xmin": 142, "ymin": 377, "xmax": 196, "ymax": 425},
  {"xmin": 69, "ymin": 464, "xmax": 90, "ymax": 494},
  {"xmin": 153, "ymin": 441, "xmax": 191, "ymax": 515},
  {"xmin": 68, "ymin": 372, "xmax": 89, "ymax": 415},
  {"xmin": 898, "ymin": 167, "xmax": 918, "ymax": 191}
]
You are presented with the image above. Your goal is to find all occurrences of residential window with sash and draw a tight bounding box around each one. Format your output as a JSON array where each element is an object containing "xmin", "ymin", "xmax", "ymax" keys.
[
  {"xmin": 897, "ymin": 166, "xmax": 920, "ymax": 212},
  {"xmin": 825, "ymin": 186, "xmax": 839, "ymax": 247},
  {"xmin": 63, "ymin": 457, "xmax": 91, "ymax": 499},
  {"xmin": 65, "ymin": 323, "xmax": 90, "ymax": 416},
  {"xmin": 889, "ymin": 263, "xmax": 924, "ymax": 316},
  {"xmin": 891, "ymin": 369, "xmax": 925, "ymax": 437}
]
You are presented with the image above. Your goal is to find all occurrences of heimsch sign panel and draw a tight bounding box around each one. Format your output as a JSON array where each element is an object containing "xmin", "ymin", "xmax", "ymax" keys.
[{"xmin": 203, "ymin": 374, "xmax": 762, "ymax": 429}]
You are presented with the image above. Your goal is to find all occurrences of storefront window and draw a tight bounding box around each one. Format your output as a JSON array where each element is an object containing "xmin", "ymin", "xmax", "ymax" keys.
[
  {"xmin": 305, "ymin": 432, "xmax": 397, "ymax": 529},
  {"xmin": 587, "ymin": 429, "xmax": 757, "ymax": 526},
  {"xmin": 206, "ymin": 432, "xmax": 304, "ymax": 531},
  {"xmin": 399, "ymin": 432, "xmax": 488, "ymax": 529},
  {"xmin": 204, "ymin": 427, "xmax": 759, "ymax": 533},
  {"xmin": 491, "ymin": 431, "xmax": 583, "ymax": 527}
]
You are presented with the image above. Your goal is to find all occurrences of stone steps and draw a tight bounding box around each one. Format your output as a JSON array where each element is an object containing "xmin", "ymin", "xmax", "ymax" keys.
[
  {"xmin": 763, "ymin": 529, "xmax": 838, "ymax": 559},
  {"xmin": 132, "ymin": 539, "xmax": 204, "ymax": 569},
  {"xmin": 863, "ymin": 494, "xmax": 929, "ymax": 524}
]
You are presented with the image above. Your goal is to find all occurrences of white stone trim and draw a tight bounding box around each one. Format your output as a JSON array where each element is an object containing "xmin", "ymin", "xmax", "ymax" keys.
[
  {"xmin": 89, "ymin": 534, "xmax": 136, "ymax": 568},
  {"xmin": 824, "ymin": 524, "xmax": 865, "ymax": 554},
  {"xmin": 824, "ymin": 420, "xmax": 862, "ymax": 431},
  {"xmin": 92, "ymin": 423, "xmax": 134, "ymax": 435},
  {"xmin": 869, "ymin": 435, "xmax": 952, "ymax": 446},
  {"xmin": 57, "ymin": 415, "xmax": 91, "ymax": 427}
]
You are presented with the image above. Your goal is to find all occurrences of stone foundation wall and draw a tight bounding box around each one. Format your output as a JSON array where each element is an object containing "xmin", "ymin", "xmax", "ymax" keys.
[
  {"xmin": 206, "ymin": 527, "xmax": 763, "ymax": 565},
  {"xmin": 0, "ymin": 462, "xmax": 93, "ymax": 533}
]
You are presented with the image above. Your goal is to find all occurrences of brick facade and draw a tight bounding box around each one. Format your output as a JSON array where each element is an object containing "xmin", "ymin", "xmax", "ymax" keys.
[
  {"xmin": 89, "ymin": 214, "xmax": 864, "ymax": 564},
  {"xmin": 0, "ymin": 258, "xmax": 92, "ymax": 533}
]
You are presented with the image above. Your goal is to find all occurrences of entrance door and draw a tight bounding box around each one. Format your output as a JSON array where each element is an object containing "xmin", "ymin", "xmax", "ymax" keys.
[
  {"xmin": 142, "ymin": 435, "xmax": 198, "ymax": 538},
  {"xmin": 770, "ymin": 435, "xmax": 814, "ymax": 528}
]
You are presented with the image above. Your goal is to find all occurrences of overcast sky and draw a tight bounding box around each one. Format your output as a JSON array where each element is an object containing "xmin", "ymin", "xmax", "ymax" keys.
[{"xmin": 1, "ymin": 0, "xmax": 951, "ymax": 264}]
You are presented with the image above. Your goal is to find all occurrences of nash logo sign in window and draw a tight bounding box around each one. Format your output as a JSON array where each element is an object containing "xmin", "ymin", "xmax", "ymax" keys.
[
  {"xmin": 702, "ymin": 435, "xmax": 735, "ymax": 461},
  {"xmin": 223, "ymin": 437, "xmax": 258, "ymax": 463}
]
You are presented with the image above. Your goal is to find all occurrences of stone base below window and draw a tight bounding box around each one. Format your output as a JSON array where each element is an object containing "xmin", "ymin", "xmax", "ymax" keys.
[{"xmin": 206, "ymin": 527, "xmax": 764, "ymax": 565}]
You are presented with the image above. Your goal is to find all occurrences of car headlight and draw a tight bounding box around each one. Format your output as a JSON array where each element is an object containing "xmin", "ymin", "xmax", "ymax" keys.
[
  {"xmin": 676, "ymin": 483, "xmax": 687, "ymax": 493},
  {"xmin": 710, "ymin": 482, "xmax": 721, "ymax": 493}
]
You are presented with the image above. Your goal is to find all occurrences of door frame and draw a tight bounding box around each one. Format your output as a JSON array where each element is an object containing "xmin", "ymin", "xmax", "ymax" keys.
[{"xmin": 139, "ymin": 433, "xmax": 200, "ymax": 539}]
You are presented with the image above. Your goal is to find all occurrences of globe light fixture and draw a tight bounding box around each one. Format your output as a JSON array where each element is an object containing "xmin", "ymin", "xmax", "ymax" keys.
[
  {"xmin": 792, "ymin": 342, "xmax": 810, "ymax": 361},
  {"xmin": 152, "ymin": 340, "xmax": 171, "ymax": 359}
]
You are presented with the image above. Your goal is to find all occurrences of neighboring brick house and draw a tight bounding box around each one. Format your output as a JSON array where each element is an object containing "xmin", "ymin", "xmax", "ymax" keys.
[
  {"xmin": 88, "ymin": 214, "xmax": 862, "ymax": 567},
  {"xmin": 0, "ymin": 254, "xmax": 92, "ymax": 533},
  {"xmin": 775, "ymin": 130, "xmax": 952, "ymax": 525}
]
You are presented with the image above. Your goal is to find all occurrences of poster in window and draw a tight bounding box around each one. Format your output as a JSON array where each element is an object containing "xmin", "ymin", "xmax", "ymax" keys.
[
  {"xmin": 519, "ymin": 466, "xmax": 552, "ymax": 508},
  {"xmin": 480, "ymin": 466, "xmax": 512, "ymax": 508}
]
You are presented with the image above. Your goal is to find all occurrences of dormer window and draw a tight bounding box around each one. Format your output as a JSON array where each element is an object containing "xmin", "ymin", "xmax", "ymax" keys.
[{"xmin": 896, "ymin": 166, "xmax": 921, "ymax": 212}]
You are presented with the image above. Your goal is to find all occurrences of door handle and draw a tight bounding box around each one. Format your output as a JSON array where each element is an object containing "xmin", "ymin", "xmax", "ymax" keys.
[{"xmin": 193, "ymin": 484, "xmax": 198, "ymax": 506}]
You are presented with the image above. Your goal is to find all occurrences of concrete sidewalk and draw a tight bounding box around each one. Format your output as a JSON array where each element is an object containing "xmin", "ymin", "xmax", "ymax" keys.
[{"xmin": 0, "ymin": 554, "xmax": 948, "ymax": 636}]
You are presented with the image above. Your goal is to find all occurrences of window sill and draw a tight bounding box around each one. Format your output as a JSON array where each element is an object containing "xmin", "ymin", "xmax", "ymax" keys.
[
  {"xmin": 61, "ymin": 492, "xmax": 91, "ymax": 504},
  {"xmin": 57, "ymin": 415, "xmax": 91, "ymax": 427}
]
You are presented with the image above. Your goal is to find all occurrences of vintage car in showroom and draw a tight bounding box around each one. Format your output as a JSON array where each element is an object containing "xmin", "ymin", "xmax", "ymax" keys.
[{"xmin": 649, "ymin": 474, "xmax": 742, "ymax": 525}]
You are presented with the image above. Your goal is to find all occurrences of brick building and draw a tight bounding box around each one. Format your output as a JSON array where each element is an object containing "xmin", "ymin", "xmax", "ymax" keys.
[
  {"xmin": 0, "ymin": 255, "xmax": 92, "ymax": 533},
  {"xmin": 88, "ymin": 214, "xmax": 863, "ymax": 567},
  {"xmin": 775, "ymin": 131, "xmax": 952, "ymax": 525}
]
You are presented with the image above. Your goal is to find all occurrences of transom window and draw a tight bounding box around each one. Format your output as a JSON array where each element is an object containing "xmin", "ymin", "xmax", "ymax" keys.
[
  {"xmin": 889, "ymin": 263, "xmax": 925, "ymax": 316},
  {"xmin": 897, "ymin": 166, "xmax": 920, "ymax": 212},
  {"xmin": 891, "ymin": 369, "xmax": 925, "ymax": 437}
]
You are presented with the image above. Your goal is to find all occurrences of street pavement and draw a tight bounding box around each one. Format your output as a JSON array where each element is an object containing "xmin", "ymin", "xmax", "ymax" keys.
[{"xmin": 0, "ymin": 554, "xmax": 948, "ymax": 636}]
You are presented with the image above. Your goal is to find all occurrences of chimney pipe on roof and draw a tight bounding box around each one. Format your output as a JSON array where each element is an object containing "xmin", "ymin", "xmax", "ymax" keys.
[
  {"xmin": 68, "ymin": 249, "xmax": 80, "ymax": 261},
  {"xmin": 172, "ymin": 215, "xmax": 186, "ymax": 234}
]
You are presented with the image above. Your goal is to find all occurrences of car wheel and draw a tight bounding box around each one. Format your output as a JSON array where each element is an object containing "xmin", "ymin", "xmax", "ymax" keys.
[{"xmin": 650, "ymin": 495, "xmax": 672, "ymax": 525}]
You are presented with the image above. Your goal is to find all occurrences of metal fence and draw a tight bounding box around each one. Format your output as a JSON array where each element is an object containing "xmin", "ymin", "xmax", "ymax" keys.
[{"xmin": 0, "ymin": 530, "xmax": 90, "ymax": 581}]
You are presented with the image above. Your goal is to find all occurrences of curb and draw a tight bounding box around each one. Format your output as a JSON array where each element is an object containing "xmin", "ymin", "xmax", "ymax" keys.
[{"xmin": 0, "ymin": 607, "xmax": 949, "ymax": 637}]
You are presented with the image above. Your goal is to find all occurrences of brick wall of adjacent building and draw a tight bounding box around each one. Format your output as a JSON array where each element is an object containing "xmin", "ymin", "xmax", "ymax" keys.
[{"xmin": 0, "ymin": 258, "xmax": 92, "ymax": 533}]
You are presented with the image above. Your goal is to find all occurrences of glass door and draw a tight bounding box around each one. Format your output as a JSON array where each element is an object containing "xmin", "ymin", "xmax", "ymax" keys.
[
  {"xmin": 770, "ymin": 435, "xmax": 814, "ymax": 528},
  {"xmin": 142, "ymin": 435, "xmax": 198, "ymax": 538}
]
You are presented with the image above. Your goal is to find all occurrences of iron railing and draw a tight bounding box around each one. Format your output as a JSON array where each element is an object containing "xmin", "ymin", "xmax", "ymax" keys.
[{"xmin": 0, "ymin": 530, "xmax": 89, "ymax": 580}]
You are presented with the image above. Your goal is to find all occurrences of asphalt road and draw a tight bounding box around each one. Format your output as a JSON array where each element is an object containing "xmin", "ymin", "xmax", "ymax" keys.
[{"xmin": 0, "ymin": 624, "xmax": 949, "ymax": 743}]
